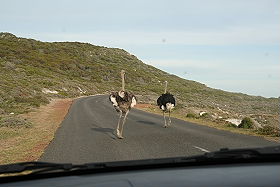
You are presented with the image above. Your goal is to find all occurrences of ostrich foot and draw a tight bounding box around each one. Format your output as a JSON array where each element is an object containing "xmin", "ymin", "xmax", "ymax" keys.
[
  {"xmin": 117, "ymin": 135, "xmax": 124, "ymax": 139},
  {"xmin": 116, "ymin": 129, "xmax": 124, "ymax": 139}
]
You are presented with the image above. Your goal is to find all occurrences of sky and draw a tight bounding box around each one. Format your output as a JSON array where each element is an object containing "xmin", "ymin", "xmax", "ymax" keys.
[{"xmin": 1, "ymin": 0, "xmax": 279, "ymax": 97}]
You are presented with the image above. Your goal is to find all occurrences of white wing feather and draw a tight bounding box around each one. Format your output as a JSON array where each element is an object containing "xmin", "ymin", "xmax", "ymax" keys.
[
  {"xmin": 131, "ymin": 96, "xmax": 137, "ymax": 107},
  {"xmin": 109, "ymin": 95, "xmax": 118, "ymax": 107}
]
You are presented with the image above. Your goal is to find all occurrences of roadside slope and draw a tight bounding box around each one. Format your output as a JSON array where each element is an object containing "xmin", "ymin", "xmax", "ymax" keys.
[{"xmin": 0, "ymin": 99, "xmax": 72, "ymax": 164}]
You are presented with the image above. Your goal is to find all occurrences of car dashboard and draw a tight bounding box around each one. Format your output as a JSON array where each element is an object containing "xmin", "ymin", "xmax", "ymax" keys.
[{"xmin": 1, "ymin": 162, "xmax": 279, "ymax": 187}]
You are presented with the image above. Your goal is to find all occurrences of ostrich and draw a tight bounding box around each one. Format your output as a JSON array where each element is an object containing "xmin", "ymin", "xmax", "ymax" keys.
[
  {"xmin": 109, "ymin": 70, "xmax": 137, "ymax": 139},
  {"xmin": 157, "ymin": 81, "xmax": 176, "ymax": 128}
]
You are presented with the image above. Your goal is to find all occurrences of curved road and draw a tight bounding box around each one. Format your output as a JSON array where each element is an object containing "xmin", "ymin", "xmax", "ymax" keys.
[{"xmin": 40, "ymin": 95, "xmax": 277, "ymax": 164}]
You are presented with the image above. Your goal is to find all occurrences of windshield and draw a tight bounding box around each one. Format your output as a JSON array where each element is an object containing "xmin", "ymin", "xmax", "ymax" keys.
[{"xmin": 0, "ymin": 0, "xmax": 279, "ymax": 167}]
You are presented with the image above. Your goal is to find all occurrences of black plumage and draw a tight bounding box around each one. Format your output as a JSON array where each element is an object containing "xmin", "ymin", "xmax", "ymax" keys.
[
  {"xmin": 157, "ymin": 80, "xmax": 176, "ymax": 127},
  {"xmin": 157, "ymin": 93, "xmax": 176, "ymax": 110}
]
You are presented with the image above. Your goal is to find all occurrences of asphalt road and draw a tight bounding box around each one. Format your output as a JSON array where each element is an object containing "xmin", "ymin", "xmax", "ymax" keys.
[{"xmin": 40, "ymin": 95, "xmax": 278, "ymax": 164}]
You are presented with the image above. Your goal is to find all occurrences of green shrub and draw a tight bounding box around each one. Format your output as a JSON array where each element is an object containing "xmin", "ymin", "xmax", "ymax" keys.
[
  {"xmin": 41, "ymin": 80, "xmax": 56, "ymax": 87},
  {"xmin": 0, "ymin": 116, "xmax": 32, "ymax": 128},
  {"xmin": 227, "ymin": 123, "xmax": 237, "ymax": 128},
  {"xmin": 238, "ymin": 117, "xmax": 254, "ymax": 129},
  {"xmin": 256, "ymin": 126, "xmax": 280, "ymax": 137},
  {"xmin": 186, "ymin": 113, "xmax": 197, "ymax": 118},
  {"xmin": 31, "ymin": 95, "xmax": 49, "ymax": 107},
  {"xmin": 14, "ymin": 95, "xmax": 49, "ymax": 107},
  {"xmin": 59, "ymin": 91, "xmax": 69, "ymax": 97}
]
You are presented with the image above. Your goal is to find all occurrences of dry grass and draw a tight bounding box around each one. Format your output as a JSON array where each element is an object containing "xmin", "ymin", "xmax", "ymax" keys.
[{"xmin": 0, "ymin": 98, "xmax": 73, "ymax": 164}]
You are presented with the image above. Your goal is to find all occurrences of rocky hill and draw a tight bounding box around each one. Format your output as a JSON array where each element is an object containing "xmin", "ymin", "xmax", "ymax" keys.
[{"xmin": 0, "ymin": 32, "xmax": 279, "ymax": 134}]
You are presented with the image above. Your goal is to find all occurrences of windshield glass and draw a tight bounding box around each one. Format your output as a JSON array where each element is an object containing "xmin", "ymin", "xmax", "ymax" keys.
[{"xmin": 0, "ymin": 0, "xmax": 279, "ymax": 166}]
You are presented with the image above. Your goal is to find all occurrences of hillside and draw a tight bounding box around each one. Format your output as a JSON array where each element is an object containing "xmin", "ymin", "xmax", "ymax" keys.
[{"xmin": 0, "ymin": 32, "xmax": 279, "ymax": 134}]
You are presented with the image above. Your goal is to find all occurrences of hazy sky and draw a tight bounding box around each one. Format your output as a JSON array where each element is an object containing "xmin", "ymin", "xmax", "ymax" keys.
[{"xmin": 1, "ymin": 0, "xmax": 279, "ymax": 97}]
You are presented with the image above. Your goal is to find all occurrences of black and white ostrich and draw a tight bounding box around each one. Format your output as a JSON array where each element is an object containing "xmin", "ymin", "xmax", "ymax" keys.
[
  {"xmin": 157, "ymin": 81, "xmax": 176, "ymax": 128},
  {"xmin": 109, "ymin": 70, "xmax": 137, "ymax": 139}
]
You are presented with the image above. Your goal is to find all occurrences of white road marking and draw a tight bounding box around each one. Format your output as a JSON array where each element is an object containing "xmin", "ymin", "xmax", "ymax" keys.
[{"xmin": 193, "ymin": 146, "xmax": 210, "ymax": 153}]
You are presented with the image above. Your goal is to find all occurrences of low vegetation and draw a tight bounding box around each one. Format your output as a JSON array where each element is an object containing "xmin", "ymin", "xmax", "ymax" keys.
[
  {"xmin": 0, "ymin": 116, "xmax": 32, "ymax": 128},
  {"xmin": 0, "ymin": 32, "xmax": 279, "ymax": 162},
  {"xmin": 186, "ymin": 113, "xmax": 197, "ymax": 118},
  {"xmin": 239, "ymin": 117, "xmax": 254, "ymax": 129},
  {"xmin": 0, "ymin": 32, "xmax": 279, "ymax": 127},
  {"xmin": 256, "ymin": 126, "xmax": 280, "ymax": 137}
]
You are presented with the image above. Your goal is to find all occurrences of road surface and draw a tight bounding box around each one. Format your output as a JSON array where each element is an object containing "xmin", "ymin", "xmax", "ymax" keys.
[{"xmin": 40, "ymin": 95, "xmax": 277, "ymax": 164}]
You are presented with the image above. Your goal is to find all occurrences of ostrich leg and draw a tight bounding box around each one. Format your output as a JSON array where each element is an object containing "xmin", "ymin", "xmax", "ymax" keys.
[
  {"xmin": 119, "ymin": 110, "xmax": 129, "ymax": 139},
  {"xmin": 168, "ymin": 110, "xmax": 172, "ymax": 126},
  {"xmin": 116, "ymin": 111, "xmax": 123, "ymax": 139},
  {"xmin": 163, "ymin": 111, "xmax": 167, "ymax": 128}
]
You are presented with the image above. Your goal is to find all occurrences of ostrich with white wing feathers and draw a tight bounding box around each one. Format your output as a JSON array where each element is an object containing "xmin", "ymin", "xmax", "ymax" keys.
[
  {"xmin": 157, "ymin": 81, "xmax": 176, "ymax": 128},
  {"xmin": 109, "ymin": 70, "xmax": 137, "ymax": 139}
]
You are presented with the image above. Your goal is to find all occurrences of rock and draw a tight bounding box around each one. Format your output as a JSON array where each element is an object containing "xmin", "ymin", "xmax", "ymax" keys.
[
  {"xmin": 225, "ymin": 118, "xmax": 242, "ymax": 127},
  {"xmin": 199, "ymin": 111, "xmax": 207, "ymax": 116},
  {"xmin": 42, "ymin": 88, "xmax": 58, "ymax": 94}
]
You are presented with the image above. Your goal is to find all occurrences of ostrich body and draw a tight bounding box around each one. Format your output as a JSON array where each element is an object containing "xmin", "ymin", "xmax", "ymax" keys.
[
  {"xmin": 109, "ymin": 70, "xmax": 136, "ymax": 139},
  {"xmin": 157, "ymin": 81, "xmax": 175, "ymax": 127}
]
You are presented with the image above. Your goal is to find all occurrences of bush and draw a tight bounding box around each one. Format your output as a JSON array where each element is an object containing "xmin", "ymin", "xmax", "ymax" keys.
[
  {"xmin": 14, "ymin": 95, "xmax": 49, "ymax": 107},
  {"xmin": 227, "ymin": 122, "xmax": 237, "ymax": 128},
  {"xmin": 0, "ymin": 116, "xmax": 32, "ymax": 128},
  {"xmin": 238, "ymin": 117, "xmax": 254, "ymax": 129},
  {"xmin": 186, "ymin": 113, "xmax": 197, "ymax": 118},
  {"xmin": 256, "ymin": 126, "xmax": 280, "ymax": 137},
  {"xmin": 59, "ymin": 91, "xmax": 69, "ymax": 97}
]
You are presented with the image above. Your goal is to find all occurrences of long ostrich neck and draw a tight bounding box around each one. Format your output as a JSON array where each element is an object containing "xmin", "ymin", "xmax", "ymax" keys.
[
  {"xmin": 121, "ymin": 72, "xmax": 125, "ymax": 91},
  {"xmin": 164, "ymin": 81, "xmax": 168, "ymax": 94}
]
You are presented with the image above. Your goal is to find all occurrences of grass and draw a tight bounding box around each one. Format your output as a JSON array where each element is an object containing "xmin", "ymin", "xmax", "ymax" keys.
[
  {"xmin": 0, "ymin": 116, "xmax": 32, "ymax": 128},
  {"xmin": 186, "ymin": 113, "xmax": 198, "ymax": 118},
  {"xmin": 0, "ymin": 98, "xmax": 73, "ymax": 164},
  {"xmin": 256, "ymin": 126, "xmax": 280, "ymax": 137},
  {"xmin": 0, "ymin": 127, "xmax": 32, "ymax": 163},
  {"xmin": 0, "ymin": 128, "xmax": 20, "ymax": 140}
]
